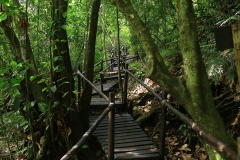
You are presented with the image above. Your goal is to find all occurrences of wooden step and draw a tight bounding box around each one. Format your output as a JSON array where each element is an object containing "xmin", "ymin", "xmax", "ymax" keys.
[
  {"xmin": 103, "ymin": 74, "xmax": 125, "ymax": 81},
  {"xmin": 92, "ymin": 81, "xmax": 118, "ymax": 95},
  {"xmin": 90, "ymin": 98, "xmax": 124, "ymax": 109}
]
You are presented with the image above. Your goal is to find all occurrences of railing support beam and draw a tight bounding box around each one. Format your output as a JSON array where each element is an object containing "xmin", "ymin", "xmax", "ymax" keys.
[
  {"xmin": 159, "ymin": 90, "xmax": 167, "ymax": 158},
  {"xmin": 123, "ymin": 64, "xmax": 129, "ymax": 109},
  {"xmin": 108, "ymin": 92, "xmax": 115, "ymax": 160}
]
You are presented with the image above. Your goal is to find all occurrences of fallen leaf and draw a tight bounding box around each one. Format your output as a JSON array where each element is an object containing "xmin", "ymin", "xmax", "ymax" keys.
[
  {"xmin": 67, "ymin": 127, "xmax": 72, "ymax": 136},
  {"xmin": 35, "ymin": 142, "xmax": 41, "ymax": 149},
  {"xmin": 150, "ymin": 148, "xmax": 157, "ymax": 152},
  {"xmin": 231, "ymin": 117, "xmax": 238, "ymax": 126},
  {"xmin": 40, "ymin": 136, "xmax": 45, "ymax": 145},
  {"xmin": 175, "ymin": 152, "xmax": 180, "ymax": 156},
  {"xmin": 16, "ymin": 154, "xmax": 26, "ymax": 160},
  {"xmin": 199, "ymin": 147, "xmax": 206, "ymax": 152},
  {"xmin": 144, "ymin": 108, "xmax": 150, "ymax": 112},
  {"xmin": 27, "ymin": 134, "xmax": 32, "ymax": 140},
  {"xmin": 178, "ymin": 144, "xmax": 188, "ymax": 151},
  {"xmin": 195, "ymin": 145, "xmax": 200, "ymax": 149},
  {"xmin": 200, "ymin": 153, "xmax": 208, "ymax": 160},
  {"xmin": 182, "ymin": 154, "xmax": 195, "ymax": 160},
  {"xmin": 57, "ymin": 120, "xmax": 62, "ymax": 126}
]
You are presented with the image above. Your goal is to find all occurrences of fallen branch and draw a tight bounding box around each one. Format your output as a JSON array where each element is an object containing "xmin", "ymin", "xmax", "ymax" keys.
[
  {"xmin": 214, "ymin": 90, "xmax": 231, "ymax": 101},
  {"xmin": 216, "ymin": 92, "xmax": 236, "ymax": 108}
]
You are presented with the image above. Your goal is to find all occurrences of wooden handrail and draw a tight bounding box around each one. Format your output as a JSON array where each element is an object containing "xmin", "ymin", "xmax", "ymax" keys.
[
  {"xmin": 61, "ymin": 71, "xmax": 116, "ymax": 160},
  {"xmin": 60, "ymin": 98, "xmax": 115, "ymax": 160}
]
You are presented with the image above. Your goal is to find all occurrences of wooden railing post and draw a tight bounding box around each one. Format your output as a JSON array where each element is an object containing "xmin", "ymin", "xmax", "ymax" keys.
[
  {"xmin": 100, "ymin": 62, "xmax": 104, "ymax": 92},
  {"xmin": 122, "ymin": 56, "xmax": 125, "ymax": 70},
  {"xmin": 108, "ymin": 92, "xmax": 115, "ymax": 160},
  {"xmin": 123, "ymin": 64, "xmax": 128, "ymax": 109},
  {"xmin": 159, "ymin": 90, "xmax": 167, "ymax": 159}
]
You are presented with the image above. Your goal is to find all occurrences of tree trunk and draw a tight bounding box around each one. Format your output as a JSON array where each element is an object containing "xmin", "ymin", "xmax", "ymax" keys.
[
  {"xmin": 111, "ymin": 0, "xmax": 237, "ymax": 159},
  {"xmin": 48, "ymin": 0, "xmax": 94, "ymax": 159},
  {"xmin": 115, "ymin": 4, "xmax": 124, "ymax": 100},
  {"xmin": 101, "ymin": 5, "xmax": 108, "ymax": 69},
  {"xmin": 176, "ymin": 1, "xmax": 236, "ymax": 159},
  {"xmin": 79, "ymin": 0, "xmax": 101, "ymax": 132}
]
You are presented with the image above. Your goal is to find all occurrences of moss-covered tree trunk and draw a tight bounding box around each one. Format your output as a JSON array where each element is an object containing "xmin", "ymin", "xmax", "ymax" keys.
[{"xmin": 111, "ymin": 0, "xmax": 237, "ymax": 159}]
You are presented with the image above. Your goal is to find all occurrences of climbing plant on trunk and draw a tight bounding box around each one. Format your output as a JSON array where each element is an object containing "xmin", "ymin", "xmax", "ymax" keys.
[{"xmin": 111, "ymin": 0, "xmax": 237, "ymax": 159}]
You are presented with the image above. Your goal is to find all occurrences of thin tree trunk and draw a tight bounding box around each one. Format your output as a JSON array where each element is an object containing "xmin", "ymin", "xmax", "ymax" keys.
[
  {"xmin": 102, "ymin": 5, "xmax": 108, "ymax": 68},
  {"xmin": 80, "ymin": 0, "xmax": 101, "ymax": 132},
  {"xmin": 115, "ymin": 5, "xmax": 124, "ymax": 100}
]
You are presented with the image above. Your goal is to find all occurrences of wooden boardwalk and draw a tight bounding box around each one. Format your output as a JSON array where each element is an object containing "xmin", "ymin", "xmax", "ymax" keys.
[
  {"xmin": 92, "ymin": 81, "xmax": 118, "ymax": 95},
  {"xmin": 89, "ymin": 113, "xmax": 159, "ymax": 159},
  {"xmin": 90, "ymin": 98, "xmax": 123, "ymax": 109}
]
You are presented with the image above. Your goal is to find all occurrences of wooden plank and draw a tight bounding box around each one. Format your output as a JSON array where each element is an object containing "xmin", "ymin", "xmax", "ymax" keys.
[
  {"xmin": 90, "ymin": 113, "xmax": 130, "ymax": 118},
  {"xmin": 96, "ymin": 133, "xmax": 147, "ymax": 141},
  {"xmin": 102, "ymin": 137, "xmax": 154, "ymax": 145},
  {"xmin": 101, "ymin": 141, "xmax": 154, "ymax": 149},
  {"xmin": 90, "ymin": 113, "xmax": 133, "ymax": 119},
  {"xmin": 90, "ymin": 119, "xmax": 135, "ymax": 125},
  {"xmin": 115, "ymin": 149, "xmax": 159, "ymax": 155},
  {"xmin": 92, "ymin": 81, "xmax": 118, "ymax": 95},
  {"xmin": 103, "ymin": 74, "xmax": 125, "ymax": 81},
  {"xmin": 90, "ymin": 98, "xmax": 123, "ymax": 109},
  {"xmin": 107, "ymin": 145, "xmax": 157, "ymax": 153},
  {"xmin": 90, "ymin": 121, "xmax": 134, "ymax": 127},
  {"xmin": 94, "ymin": 128, "xmax": 142, "ymax": 135},
  {"xmin": 114, "ymin": 152, "xmax": 159, "ymax": 160},
  {"xmin": 89, "ymin": 113, "xmax": 159, "ymax": 159}
]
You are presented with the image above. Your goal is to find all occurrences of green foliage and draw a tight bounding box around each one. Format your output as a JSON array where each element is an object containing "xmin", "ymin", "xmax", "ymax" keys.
[
  {"xmin": 0, "ymin": 111, "xmax": 29, "ymax": 158},
  {"xmin": 129, "ymin": 61, "xmax": 145, "ymax": 78},
  {"xmin": 178, "ymin": 124, "xmax": 191, "ymax": 136},
  {"xmin": 0, "ymin": 13, "xmax": 7, "ymax": 22},
  {"xmin": 202, "ymin": 45, "xmax": 237, "ymax": 85},
  {"xmin": 0, "ymin": 61, "xmax": 30, "ymax": 108},
  {"xmin": 160, "ymin": 49, "xmax": 178, "ymax": 58}
]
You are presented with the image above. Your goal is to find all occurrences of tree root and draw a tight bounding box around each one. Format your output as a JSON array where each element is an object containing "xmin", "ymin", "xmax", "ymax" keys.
[{"xmin": 135, "ymin": 105, "xmax": 159, "ymax": 126}]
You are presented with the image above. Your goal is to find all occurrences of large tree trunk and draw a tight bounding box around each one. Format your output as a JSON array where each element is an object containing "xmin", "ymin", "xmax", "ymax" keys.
[
  {"xmin": 50, "ymin": 0, "xmax": 95, "ymax": 159},
  {"xmin": 176, "ymin": 1, "xmax": 236, "ymax": 159},
  {"xmin": 111, "ymin": 0, "xmax": 237, "ymax": 159}
]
